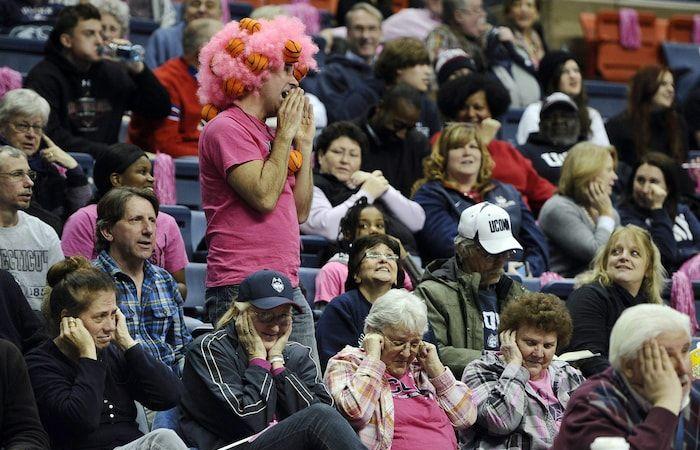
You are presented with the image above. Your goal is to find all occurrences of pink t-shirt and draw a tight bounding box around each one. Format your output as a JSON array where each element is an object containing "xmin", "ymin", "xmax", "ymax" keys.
[
  {"xmin": 314, "ymin": 260, "xmax": 413, "ymax": 303},
  {"xmin": 527, "ymin": 368, "xmax": 565, "ymax": 426},
  {"xmin": 199, "ymin": 106, "xmax": 300, "ymax": 287},
  {"xmin": 389, "ymin": 371, "xmax": 458, "ymax": 450},
  {"xmin": 61, "ymin": 204, "xmax": 188, "ymax": 273}
]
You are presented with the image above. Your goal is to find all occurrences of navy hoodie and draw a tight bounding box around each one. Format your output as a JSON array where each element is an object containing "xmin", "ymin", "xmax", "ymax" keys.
[{"xmin": 24, "ymin": 38, "xmax": 170, "ymax": 158}]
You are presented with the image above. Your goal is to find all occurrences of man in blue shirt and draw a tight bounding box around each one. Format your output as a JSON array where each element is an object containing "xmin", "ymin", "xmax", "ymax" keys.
[{"xmin": 93, "ymin": 186, "xmax": 191, "ymax": 373}]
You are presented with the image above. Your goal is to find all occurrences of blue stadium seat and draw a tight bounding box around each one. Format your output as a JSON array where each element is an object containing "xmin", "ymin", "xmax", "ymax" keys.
[
  {"xmin": 541, "ymin": 279, "xmax": 576, "ymax": 300},
  {"xmin": 68, "ymin": 152, "xmax": 94, "ymax": 180},
  {"xmin": 129, "ymin": 19, "xmax": 159, "ymax": 48},
  {"xmin": 662, "ymin": 42, "xmax": 700, "ymax": 103},
  {"xmin": 184, "ymin": 262, "xmax": 207, "ymax": 320},
  {"xmin": 521, "ymin": 277, "xmax": 541, "ymax": 292},
  {"xmin": 499, "ymin": 108, "xmax": 524, "ymax": 144},
  {"xmin": 174, "ymin": 157, "xmax": 201, "ymax": 209},
  {"xmin": 299, "ymin": 267, "xmax": 319, "ymax": 308},
  {"xmin": 159, "ymin": 204, "xmax": 193, "ymax": 259},
  {"xmin": 583, "ymin": 79, "xmax": 627, "ymax": 120},
  {"xmin": 0, "ymin": 36, "xmax": 44, "ymax": 77},
  {"xmin": 191, "ymin": 209, "xmax": 206, "ymax": 250}
]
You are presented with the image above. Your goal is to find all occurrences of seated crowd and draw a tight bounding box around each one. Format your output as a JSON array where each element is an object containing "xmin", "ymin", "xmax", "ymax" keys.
[{"xmin": 1, "ymin": 1, "xmax": 700, "ymax": 450}]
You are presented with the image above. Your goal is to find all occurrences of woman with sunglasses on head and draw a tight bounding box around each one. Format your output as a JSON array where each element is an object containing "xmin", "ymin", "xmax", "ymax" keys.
[
  {"xmin": 325, "ymin": 289, "xmax": 477, "ymax": 450},
  {"xmin": 180, "ymin": 269, "xmax": 366, "ymax": 450},
  {"xmin": 316, "ymin": 234, "xmax": 405, "ymax": 370},
  {"xmin": 413, "ymin": 122, "xmax": 548, "ymax": 276},
  {"xmin": 0, "ymin": 89, "xmax": 91, "ymax": 222}
]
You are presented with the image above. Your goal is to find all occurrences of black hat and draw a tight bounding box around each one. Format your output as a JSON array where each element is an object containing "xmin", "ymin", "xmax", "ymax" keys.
[
  {"xmin": 435, "ymin": 49, "xmax": 477, "ymax": 86},
  {"xmin": 537, "ymin": 50, "xmax": 578, "ymax": 94},
  {"xmin": 238, "ymin": 270, "xmax": 301, "ymax": 312},
  {"xmin": 93, "ymin": 143, "xmax": 146, "ymax": 199}
]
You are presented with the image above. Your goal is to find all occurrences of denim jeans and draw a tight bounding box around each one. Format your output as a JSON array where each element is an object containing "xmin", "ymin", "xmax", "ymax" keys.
[
  {"xmin": 113, "ymin": 429, "xmax": 188, "ymax": 450},
  {"xmin": 239, "ymin": 404, "xmax": 366, "ymax": 450},
  {"xmin": 205, "ymin": 285, "xmax": 319, "ymax": 366}
]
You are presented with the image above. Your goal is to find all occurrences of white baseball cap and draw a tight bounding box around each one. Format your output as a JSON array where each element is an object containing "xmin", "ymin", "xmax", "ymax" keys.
[{"xmin": 457, "ymin": 202, "xmax": 523, "ymax": 254}]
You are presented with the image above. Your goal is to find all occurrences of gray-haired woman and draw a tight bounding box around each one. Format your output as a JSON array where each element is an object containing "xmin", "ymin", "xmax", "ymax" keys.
[
  {"xmin": 324, "ymin": 289, "xmax": 477, "ymax": 450},
  {"xmin": 0, "ymin": 88, "xmax": 91, "ymax": 221}
]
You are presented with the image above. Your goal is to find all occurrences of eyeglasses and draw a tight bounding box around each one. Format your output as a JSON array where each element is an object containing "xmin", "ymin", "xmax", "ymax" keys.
[
  {"xmin": 479, "ymin": 246, "xmax": 517, "ymax": 261},
  {"xmin": 10, "ymin": 122, "xmax": 44, "ymax": 135},
  {"xmin": 0, "ymin": 170, "xmax": 37, "ymax": 182},
  {"xmin": 252, "ymin": 310, "xmax": 292, "ymax": 325},
  {"xmin": 385, "ymin": 336, "xmax": 421, "ymax": 352},
  {"xmin": 364, "ymin": 251, "xmax": 399, "ymax": 261}
]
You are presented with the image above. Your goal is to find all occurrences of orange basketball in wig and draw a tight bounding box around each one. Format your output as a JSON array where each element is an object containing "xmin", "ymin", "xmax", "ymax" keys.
[
  {"xmin": 201, "ymin": 103, "xmax": 218, "ymax": 121},
  {"xmin": 223, "ymin": 78, "xmax": 245, "ymax": 97},
  {"xmin": 246, "ymin": 53, "xmax": 269, "ymax": 73},
  {"xmin": 225, "ymin": 38, "xmax": 245, "ymax": 57},
  {"xmin": 287, "ymin": 149, "xmax": 303, "ymax": 176},
  {"xmin": 293, "ymin": 64, "xmax": 308, "ymax": 82},
  {"xmin": 283, "ymin": 40, "xmax": 302, "ymax": 64},
  {"xmin": 239, "ymin": 18, "xmax": 261, "ymax": 33}
]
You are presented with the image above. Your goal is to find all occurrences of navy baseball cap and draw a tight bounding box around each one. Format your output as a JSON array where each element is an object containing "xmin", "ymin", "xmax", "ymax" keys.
[{"xmin": 238, "ymin": 270, "xmax": 301, "ymax": 312}]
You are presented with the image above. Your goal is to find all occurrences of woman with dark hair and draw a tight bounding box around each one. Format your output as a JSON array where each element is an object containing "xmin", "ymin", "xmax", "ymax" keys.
[
  {"xmin": 461, "ymin": 292, "xmax": 584, "ymax": 449},
  {"xmin": 618, "ymin": 151, "xmax": 700, "ymax": 271},
  {"xmin": 516, "ymin": 50, "xmax": 610, "ymax": 146},
  {"xmin": 316, "ymin": 234, "xmax": 405, "ymax": 369},
  {"xmin": 606, "ymin": 65, "xmax": 688, "ymax": 168},
  {"xmin": 313, "ymin": 198, "xmax": 415, "ymax": 305},
  {"xmin": 502, "ymin": 0, "xmax": 547, "ymax": 70},
  {"xmin": 437, "ymin": 72, "xmax": 555, "ymax": 214},
  {"xmin": 25, "ymin": 256, "xmax": 186, "ymax": 450},
  {"xmin": 413, "ymin": 122, "xmax": 549, "ymax": 274},
  {"xmin": 60, "ymin": 143, "xmax": 188, "ymax": 292},
  {"xmin": 300, "ymin": 121, "xmax": 424, "ymax": 252}
]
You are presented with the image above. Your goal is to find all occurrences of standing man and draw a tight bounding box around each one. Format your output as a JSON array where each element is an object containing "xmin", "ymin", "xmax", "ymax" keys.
[
  {"xmin": 24, "ymin": 4, "xmax": 170, "ymax": 158},
  {"xmin": 197, "ymin": 17, "xmax": 319, "ymax": 361},
  {"xmin": 0, "ymin": 145, "xmax": 63, "ymax": 311}
]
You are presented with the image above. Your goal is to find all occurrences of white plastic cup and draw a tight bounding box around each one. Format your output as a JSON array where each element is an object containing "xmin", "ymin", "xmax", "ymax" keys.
[{"xmin": 590, "ymin": 437, "xmax": 630, "ymax": 450}]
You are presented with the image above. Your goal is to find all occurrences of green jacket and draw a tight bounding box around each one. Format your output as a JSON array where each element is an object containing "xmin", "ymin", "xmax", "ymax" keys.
[{"xmin": 414, "ymin": 257, "xmax": 526, "ymax": 377}]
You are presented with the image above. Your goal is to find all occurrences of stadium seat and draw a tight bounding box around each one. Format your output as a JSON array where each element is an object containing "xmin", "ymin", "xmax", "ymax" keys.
[
  {"xmin": 521, "ymin": 277, "xmax": 542, "ymax": 293},
  {"xmin": 159, "ymin": 204, "xmax": 193, "ymax": 259},
  {"xmin": 174, "ymin": 157, "xmax": 201, "ymax": 210},
  {"xmin": 499, "ymin": 108, "xmax": 524, "ymax": 144},
  {"xmin": 229, "ymin": 2, "xmax": 254, "ymax": 20},
  {"xmin": 0, "ymin": 36, "xmax": 45, "ymax": 77},
  {"xmin": 191, "ymin": 210, "xmax": 207, "ymax": 260},
  {"xmin": 583, "ymin": 80, "xmax": 627, "ymax": 120},
  {"xmin": 129, "ymin": 19, "xmax": 159, "ymax": 48},
  {"xmin": 541, "ymin": 279, "xmax": 576, "ymax": 300},
  {"xmin": 662, "ymin": 42, "xmax": 700, "ymax": 102},
  {"xmin": 184, "ymin": 262, "xmax": 207, "ymax": 320},
  {"xmin": 579, "ymin": 12, "xmax": 598, "ymax": 79},
  {"xmin": 299, "ymin": 267, "xmax": 319, "ymax": 307},
  {"xmin": 667, "ymin": 15, "xmax": 694, "ymax": 43}
]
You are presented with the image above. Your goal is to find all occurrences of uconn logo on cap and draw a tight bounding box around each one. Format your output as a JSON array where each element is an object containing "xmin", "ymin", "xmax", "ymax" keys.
[{"xmin": 489, "ymin": 218, "xmax": 510, "ymax": 232}]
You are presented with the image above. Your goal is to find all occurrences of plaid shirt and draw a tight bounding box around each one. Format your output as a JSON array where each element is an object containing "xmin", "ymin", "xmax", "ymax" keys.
[
  {"xmin": 461, "ymin": 352, "xmax": 585, "ymax": 450},
  {"xmin": 324, "ymin": 346, "xmax": 476, "ymax": 450},
  {"xmin": 94, "ymin": 251, "xmax": 191, "ymax": 371}
]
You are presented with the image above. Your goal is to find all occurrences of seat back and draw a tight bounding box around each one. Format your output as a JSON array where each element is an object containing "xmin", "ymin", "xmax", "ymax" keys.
[
  {"xmin": 174, "ymin": 157, "xmax": 202, "ymax": 210},
  {"xmin": 541, "ymin": 279, "xmax": 576, "ymax": 300},
  {"xmin": 298, "ymin": 267, "xmax": 319, "ymax": 308},
  {"xmin": 184, "ymin": 263, "xmax": 207, "ymax": 319},
  {"xmin": 159, "ymin": 204, "xmax": 193, "ymax": 259},
  {"xmin": 667, "ymin": 15, "xmax": 694, "ymax": 43},
  {"xmin": 499, "ymin": 108, "xmax": 524, "ymax": 144},
  {"xmin": 0, "ymin": 36, "xmax": 45, "ymax": 77},
  {"xmin": 129, "ymin": 19, "xmax": 159, "ymax": 48},
  {"xmin": 583, "ymin": 80, "xmax": 628, "ymax": 120},
  {"xmin": 662, "ymin": 42, "xmax": 700, "ymax": 102}
]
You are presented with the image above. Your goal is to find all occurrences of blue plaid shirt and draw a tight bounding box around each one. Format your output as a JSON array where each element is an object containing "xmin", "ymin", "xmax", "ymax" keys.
[{"xmin": 94, "ymin": 251, "xmax": 192, "ymax": 371}]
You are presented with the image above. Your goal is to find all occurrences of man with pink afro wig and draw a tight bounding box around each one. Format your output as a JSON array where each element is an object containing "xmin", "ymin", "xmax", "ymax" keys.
[{"xmin": 197, "ymin": 16, "xmax": 320, "ymax": 363}]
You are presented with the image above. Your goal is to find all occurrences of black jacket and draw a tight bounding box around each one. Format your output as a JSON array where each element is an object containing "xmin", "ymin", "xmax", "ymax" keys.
[
  {"xmin": 565, "ymin": 281, "xmax": 646, "ymax": 377},
  {"xmin": 26, "ymin": 341, "xmax": 180, "ymax": 450},
  {"xmin": 180, "ymin": 323, "xmax": 333, "ymax": 450},
  {"xmin": 0, "ymin": 338, "xmax": 49, "ymax": 450},
  {"xmin": 0, "ymin": 269, "xmax": 47, "ymax": 354},
  {"xmin": 518, "ymin": 132, "xmax": 577, "ymax": 185},
  {"xmin": 24, "ymin": 38, "xmax": 170, "ymax": 158}
]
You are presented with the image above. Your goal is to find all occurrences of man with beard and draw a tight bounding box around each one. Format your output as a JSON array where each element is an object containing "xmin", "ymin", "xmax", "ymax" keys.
[
  {"xmin": 357, "ymin": 83, "xmax": 430, "ymax": 198},
  {"xmin": 0, "ymin": 145, "xmax": 63, "ymax": 311},
  {"xmin": 553, "ymin": 304, "xmax": 692, "ymax": 450},
  {"xmin": 196, "ymin": 16, "xmax": 320, "ymax": 363},
  {"xmin": 414, "ymin": 202, "xmax": 527, "ymax": 376},
  {"xmin": 518, "ymin": 92, "xmax": 583, "ymax": 184}
]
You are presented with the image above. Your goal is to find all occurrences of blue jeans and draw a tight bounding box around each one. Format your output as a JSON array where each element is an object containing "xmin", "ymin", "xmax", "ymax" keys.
[
  {"xmin": 205, "ymin": 285, "xmax": 319, "ymax": 366},
  {"xmin": 239, "ymin": 404, "xmax": 366, "ymax": 450}
]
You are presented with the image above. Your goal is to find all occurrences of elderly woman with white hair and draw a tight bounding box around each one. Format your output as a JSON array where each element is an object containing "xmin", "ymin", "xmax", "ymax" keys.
[
  {"xmin": 324, "ymin": 289, "xmax": 477, "ymax": 450},
  {"xmin": 0, "ymin": 88, "xmax": 91, "ymax": 221},
  {"xmin": 553, "ymin": 303, "xmax": 692, "ymax": 450},
  {"xmin": 91, "ymin": 0, "xmax": 130, "ymax": 43}
]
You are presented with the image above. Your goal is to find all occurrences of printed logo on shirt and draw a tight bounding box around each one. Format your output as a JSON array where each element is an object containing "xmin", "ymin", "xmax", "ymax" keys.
[
  {"xmin": 540, "ymin": 152, "xmax": 568, "ymax": 168},
  {"xmin": 483, "ymin": 311, "xmax": 500, "ymax": 350},
  {"xmin": 0, "ymin": 249, "xmax": 51, "ymax": 272}
]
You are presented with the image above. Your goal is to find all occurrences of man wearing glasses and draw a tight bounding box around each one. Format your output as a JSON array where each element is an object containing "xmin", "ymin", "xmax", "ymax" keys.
[
  {"xmin": 0, "ymin": 145, "xmax": 63, "ymax": 311},
  {"xmin": 414, "ymin": 201, "xmax": 527, "ymax": 376},
  {"xmin": 358, "ymin": 83, "xmax": 430, "ymax": 198}
]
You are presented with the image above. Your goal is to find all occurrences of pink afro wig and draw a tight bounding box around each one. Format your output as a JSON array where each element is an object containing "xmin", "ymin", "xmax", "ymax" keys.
[
  {"xmin": 0, "ymin": 67, "xmax": 22, "ymax": 99},
  {"xmin": 197, "ymin": 15, "xmax": 318, "ymax": 110}
]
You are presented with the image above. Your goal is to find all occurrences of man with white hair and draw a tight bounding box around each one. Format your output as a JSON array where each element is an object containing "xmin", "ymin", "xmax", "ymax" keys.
[
  {"xmin": 414, "ymin": 201, "xmax": 527, "ymax": 376},
  {"xmin": 553, "ymin": 303, "xmax": 692, "ymax": 450}
]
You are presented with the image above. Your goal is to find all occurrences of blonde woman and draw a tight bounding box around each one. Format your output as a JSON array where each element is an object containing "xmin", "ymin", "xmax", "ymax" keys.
[
  {"xmin": 564, "ymin": 225, "xmax": 666, "ymax": 377},
  {"xmin": 539, "ymin": 142, "xmax": 620, "ymax": 277},
  {"xmin": 412, "ymin": 122, "xmax": 548, "ymax": 275}
]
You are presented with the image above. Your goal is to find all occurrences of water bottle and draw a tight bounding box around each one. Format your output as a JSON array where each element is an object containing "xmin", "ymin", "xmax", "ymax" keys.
[
  {"xmin": 590, "ymin": 436, "xmax": 630, "ymax": 450},
  {"xmin": 100, "ymin": 42, "xmax": 145, "ymax": 63}
]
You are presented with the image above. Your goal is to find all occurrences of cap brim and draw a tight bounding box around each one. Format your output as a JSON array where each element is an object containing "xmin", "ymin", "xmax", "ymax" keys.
[
  {"xmin": 480, "ymin": 236, "xmax": 523, "ymax": 254},
  {"xmin": 249, "ymin": 297, "xmax": 302, "ymax": 312}
]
